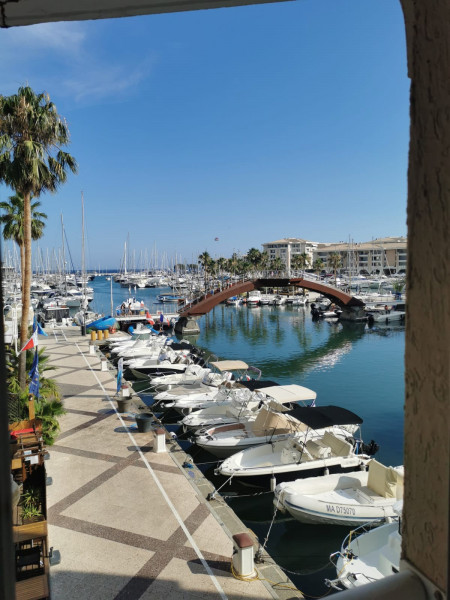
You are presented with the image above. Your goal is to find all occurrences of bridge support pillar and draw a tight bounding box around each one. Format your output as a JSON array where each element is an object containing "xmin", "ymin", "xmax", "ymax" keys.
[
  {"xmin": 339, "ymin": 306, "xmax": 367, "ymax": 322},
  {"xmin": 174, "ymin": 316, "xmax": 201, "ymax": 335}
]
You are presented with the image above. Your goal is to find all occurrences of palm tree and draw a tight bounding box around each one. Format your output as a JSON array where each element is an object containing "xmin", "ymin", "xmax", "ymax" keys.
[
  {"xmin": 0, "ymin": 193, "xmax": 47, "ymax": 292},
  {"xmin": 270, "ymin": 256, "xmax": 285, "ymax": 276},
  {"xmin": 216, "ymin": 257, "xmax": 228, "ymax": 287},
  {"xmin": 313, "ymin": 258, "xmax": 325, "ymax": 277},
  {"xmin": 0, "ymin": 86, "xmax": 77, "ymax": 388},
  {"xmin": 291, "ymin": 252, "xmax": 310, "ymax": 276},
  {"xmin": 227, "ymin": 253, "xmax": 239, "ymax": 278},
  {"xmin": 259, "ymin": 251, "xmax": 269, "ymax": 274},
  {"xmin": 198, "ymin": 251, "xmax": 213, "ymax": 291},
  {"xmin": 327, "ymin": 252, "xmax": 343, "ymax": 285},
  {"xmin": 246, "ymin": 248, "xmax": 261, "ymax": 275}
]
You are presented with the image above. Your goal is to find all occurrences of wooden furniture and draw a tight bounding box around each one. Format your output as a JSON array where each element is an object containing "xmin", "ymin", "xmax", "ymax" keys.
[
  {"xmin": 15, "ymin": 558, "xmax": 49, "ymax": 600},
  {"xmin": 10, "ymin": 420, "xmax": 50, "ymax": 600}
]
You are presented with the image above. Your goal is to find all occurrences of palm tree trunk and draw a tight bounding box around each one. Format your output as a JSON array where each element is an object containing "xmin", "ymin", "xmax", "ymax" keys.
[
  {"xmin": 20, "ymin": 243, "xmax": 25, "ymax": 296},
  {"xmin": 19, "ymin": 191, "xmax": 32, "ymax": 390}
]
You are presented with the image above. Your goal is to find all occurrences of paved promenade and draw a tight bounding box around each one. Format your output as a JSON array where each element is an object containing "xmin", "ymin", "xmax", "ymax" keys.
[{"xmin": 43, "ymin": 328, "xmax": 301, "ymax": 600}]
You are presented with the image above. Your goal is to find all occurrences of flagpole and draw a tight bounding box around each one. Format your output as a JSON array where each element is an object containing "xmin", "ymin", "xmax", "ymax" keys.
[
  {"xmin": 81, "ymin": 191, "xmax": 87, "ymax": 336},
  {"xmin": 28, "ymin": 394, "xmax": 35, "ymax": 420},
  {"xmin": 110, "ymin": 275, "xmax": 113, "ymax": 318}
]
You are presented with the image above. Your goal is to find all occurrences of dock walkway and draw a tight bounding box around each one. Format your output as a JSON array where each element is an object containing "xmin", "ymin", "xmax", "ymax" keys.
[{"xmin": 43, "ymin": 328, "xmax": 301, "ymax": 600}]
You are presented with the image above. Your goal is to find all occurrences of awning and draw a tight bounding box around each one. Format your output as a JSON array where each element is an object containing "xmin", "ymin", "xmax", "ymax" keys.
[
  {"xmin": 286, "ymin": 405, "xmax": 363, "ymax": 428},
  {"xmin": 257, "ymin": 384, "xmax": 317, "ymax": 404},
  {"xmin": 210, "ymin": 360, "xmax": 249, "ymax": 372}
]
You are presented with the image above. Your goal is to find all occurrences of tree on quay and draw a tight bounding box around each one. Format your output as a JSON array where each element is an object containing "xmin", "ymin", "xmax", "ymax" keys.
[
  {"xmin": 259, "ymin": 251, "xmax": 269, "ymax": 275},
  {"xmin": 0, "ymin": 193, "xmax": 47, "ymax": 292},
  {"xmin": 291, "ymin": 252, "xmax": 310, "ymax": 276},
  {"xmin": 327, "ymin": 252, "xmax": 343, "ymax": 285},
  {"xmin": 313, "ymin": 258, "xmax": 325, "ymax": 276},
  {"xmin": 198, "ymin": 251, "xmax": 213, "ymax": 291},
  {"xmin": 246, "ymin": 247, "xmax": 261, "ymax": 275},
  {"xmin": 269, "ymin": 256, "xmax": 285, "ymax": 276},
  {"xmin": 0, "ymin": 86, "xmax": 77, "ymax": 388}
]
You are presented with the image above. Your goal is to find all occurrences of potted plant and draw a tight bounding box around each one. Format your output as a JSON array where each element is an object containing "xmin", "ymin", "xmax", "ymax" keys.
[{"xmin": 20, "ymin": 486, "xmax": 43, "ymax": 523}]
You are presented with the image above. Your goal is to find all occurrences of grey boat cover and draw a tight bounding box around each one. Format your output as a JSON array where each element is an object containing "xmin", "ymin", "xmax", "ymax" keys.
[{"xmin": 286, "ymin": 405, "xmax": 363, "ymax": 428}]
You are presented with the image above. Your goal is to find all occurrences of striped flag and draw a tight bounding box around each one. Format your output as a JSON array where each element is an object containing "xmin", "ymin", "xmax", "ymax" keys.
[{"xmin": 20, "ymin": 330, "xmax": 38, "ymax": 353}]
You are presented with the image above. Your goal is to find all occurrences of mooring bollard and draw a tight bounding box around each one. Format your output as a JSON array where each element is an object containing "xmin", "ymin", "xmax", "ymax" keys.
[
  {"xmin": 121, "ymin": 383, "xmax": 130, "ymax": 398},
  {"xmin": 232, "ymin": 533, "xmax": 255, "ymax": 578},
  {"xmin": 153, "ymin": 428, "xmax": 166, "ymax": 453},
  {"xmin": 89, "ymin": 342, "xmax": 95, "ymax": 355},
  {"xmin": 90, "ymin": 330, "xmax": 96, "ymax": 342},
  {"xmin": 100, "ymin": 357, "xmax": 108, "ymax": 372},
  {"xmin": 97, "ymin": 330, "xmax": 103, "ymax": 341}
]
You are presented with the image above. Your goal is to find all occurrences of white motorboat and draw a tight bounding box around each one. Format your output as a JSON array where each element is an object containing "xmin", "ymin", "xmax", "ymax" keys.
[
  {"xmin": 155, "ymin": 386, "xmax": 233, "ymax": 414},
  {"xmin": 126, "ymin": 356, "xmax": 193, "ymax": 380},
  {"xmin": 274, "ymin": 460, "xmax": 404, "ymax": 526},
  {"xmin": 108, "ymin": 328, "xmax": 155, "ymax": 351},
  {"xmin": 194, "ymin": 384, "xmax": 318, "ymax": 458},
  {"xmin": 217, "ymin": 405, "xmax": 379, "ymax": 488},
  {"xmin": 180, "ymin": 380, "xmax": 280, "ymax": 430},
  {"xmin": 114, "ymin": 336, "xmax": 173, "ymax": 359},
  {"xmin": 327, "ymin": 507, "xmax": 402, "ymax": 590},
  {"xmin": 258, "ymin": 295, "xmax": 273, "ymax": 305},
  {"xmin": 226, "ymin": 296, "xmax": 242, "ymax": 306},
  {"xmin": 153, "ymin": 360, "xmax": 260, "ymax": 400},
  {"xmin": 290, "ymin": 296, "xmax": 308, "ymax": 306},
  {"xmin": 367, "ymin": 303, "xmax": 406, "ymax": 324},
  {"xmin": 111, "ymin": 335, "xmax": 160, "ymax": 355},
  {"xmin": 154, "ymin": 361, "xmax": 262, "ymax": 413},
  {"xmin": 246, "ymin": 290, "xmax": 262, "ymax": 306},
  {"xmin": 153, "ymin": 372, "xmax": 232, "ymax": 403},
  {"xmin": 150, "ymin": 364, "xmax": 213, "ymax": 390},
  {"xmin": 273, "ymin": 295, "xmax": 287, "ymax": 306}
]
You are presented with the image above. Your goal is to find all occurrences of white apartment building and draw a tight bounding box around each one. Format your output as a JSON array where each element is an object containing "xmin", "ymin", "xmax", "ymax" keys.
[
  {"xmin": 261, "ymin": 238, "xmax": 319, "ymax": 272},
  {"xmin": 262, "ymin": 236, "xmax": 407, "ymax": 275},
  {"xmin": 315, "ymin": 237, "xmax": 407, "ymax": 275}
]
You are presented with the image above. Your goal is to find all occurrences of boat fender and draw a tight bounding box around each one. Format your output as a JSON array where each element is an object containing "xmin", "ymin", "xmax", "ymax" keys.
[{"xmin": 270, "ymin": 475, "xmax": 277, "ymax": 491}]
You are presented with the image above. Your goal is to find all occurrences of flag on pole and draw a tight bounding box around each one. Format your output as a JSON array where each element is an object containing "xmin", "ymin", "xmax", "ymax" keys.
[
  {"xmin": 35, "ymin": 320, "xmax": 48, "ymax": 337},
  {"xmin": 20, "ymin": 330, "xmax": 38, "ymax": 353},
  {"xmin": 117, "ymin": 357, "xmax": 124, "ymax": 394},
  {"xmin": 32, "ymin": 316, "xmax": 48, "ymax": 337},
  {"xmin": 28, "ymin": 349, "xmax": 40, "ymax": 397}
]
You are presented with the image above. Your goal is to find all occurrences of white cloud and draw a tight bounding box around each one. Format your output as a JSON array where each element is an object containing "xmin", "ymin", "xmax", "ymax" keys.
[
  {"xmin": 1, "ymin": 21, "xmax": 86, "ymax": 54},
  {"xmin": 62, "ymin": 56, "xmax": 155, "ymax": 102},
  {"xmin": 0, "ymin": 21, "xmax": 155, "ymax": 104}
]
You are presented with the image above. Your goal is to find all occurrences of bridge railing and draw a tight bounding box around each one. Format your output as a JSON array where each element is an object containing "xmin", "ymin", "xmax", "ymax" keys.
[{"xmin": 177, "ymin": 279, "xmax": 252, "ymax": 314}]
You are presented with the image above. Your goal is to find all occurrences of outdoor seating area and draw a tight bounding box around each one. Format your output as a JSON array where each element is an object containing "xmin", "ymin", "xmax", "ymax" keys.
[{"xmin": 10, "ymin": 419, "xmax": 50, "ymax": 600}]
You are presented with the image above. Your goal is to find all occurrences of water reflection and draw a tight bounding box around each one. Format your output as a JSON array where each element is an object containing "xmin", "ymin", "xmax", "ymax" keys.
[{"xmin": 194, "ymin": 306, "xmax": 368, "ymax": 382}]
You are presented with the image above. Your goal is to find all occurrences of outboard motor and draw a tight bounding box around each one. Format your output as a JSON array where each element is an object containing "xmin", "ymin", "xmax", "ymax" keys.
[
  {"xmin": 361, "ymin": 440, "xmax": 380, "ymax": 456},
  {"xmin": 311, "ymin": 307, "xmax": 321, "ymax": 321}
]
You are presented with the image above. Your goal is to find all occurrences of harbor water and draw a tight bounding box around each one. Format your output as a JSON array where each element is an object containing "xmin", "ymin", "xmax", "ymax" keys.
[{"xmin": 90, "ymin": 276, "xmax": 405, "ymax": 598}]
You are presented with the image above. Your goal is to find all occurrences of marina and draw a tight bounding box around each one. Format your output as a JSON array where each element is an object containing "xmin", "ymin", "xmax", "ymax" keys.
[
  {"xmin": 6, "ymin": 273, "xmax": 406, "ymax": 598},
  {"xmin": 1, "ymin": 5, "xmax": 448, "ymax": 598},
  {"xmin": 90, "ymin": 275, "xmax": 405, "ymax": 598}
]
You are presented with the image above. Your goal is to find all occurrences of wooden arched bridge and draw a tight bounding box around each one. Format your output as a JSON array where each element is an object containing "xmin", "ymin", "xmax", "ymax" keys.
[{"xmin": 178, "ymin": 277, "xmax": 365, "ymax": 319}]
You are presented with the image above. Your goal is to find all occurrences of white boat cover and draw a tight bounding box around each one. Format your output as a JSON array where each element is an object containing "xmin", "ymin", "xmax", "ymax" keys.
[
  {"xmin": 257, "ymin": 384, "xmax": 317, "ymax": 404},
  {"xmin": 210, "ymin": 360, "xmax": 249, "ymax": 371}
]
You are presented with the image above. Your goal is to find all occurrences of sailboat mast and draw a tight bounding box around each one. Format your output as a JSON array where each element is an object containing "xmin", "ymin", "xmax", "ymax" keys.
[
  {"xmin": 81, "ymin": 192, "xmax": 87, "ymax": 334},
  {"xmin": 61, "ymin": 213, "xmax": 67, "ymax": 295}
]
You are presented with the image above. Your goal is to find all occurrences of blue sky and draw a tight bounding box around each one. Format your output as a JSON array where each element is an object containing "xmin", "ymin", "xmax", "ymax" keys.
[{"xmin": 0, "ymin": 0, "xmax": 409, "ymax": 269}]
